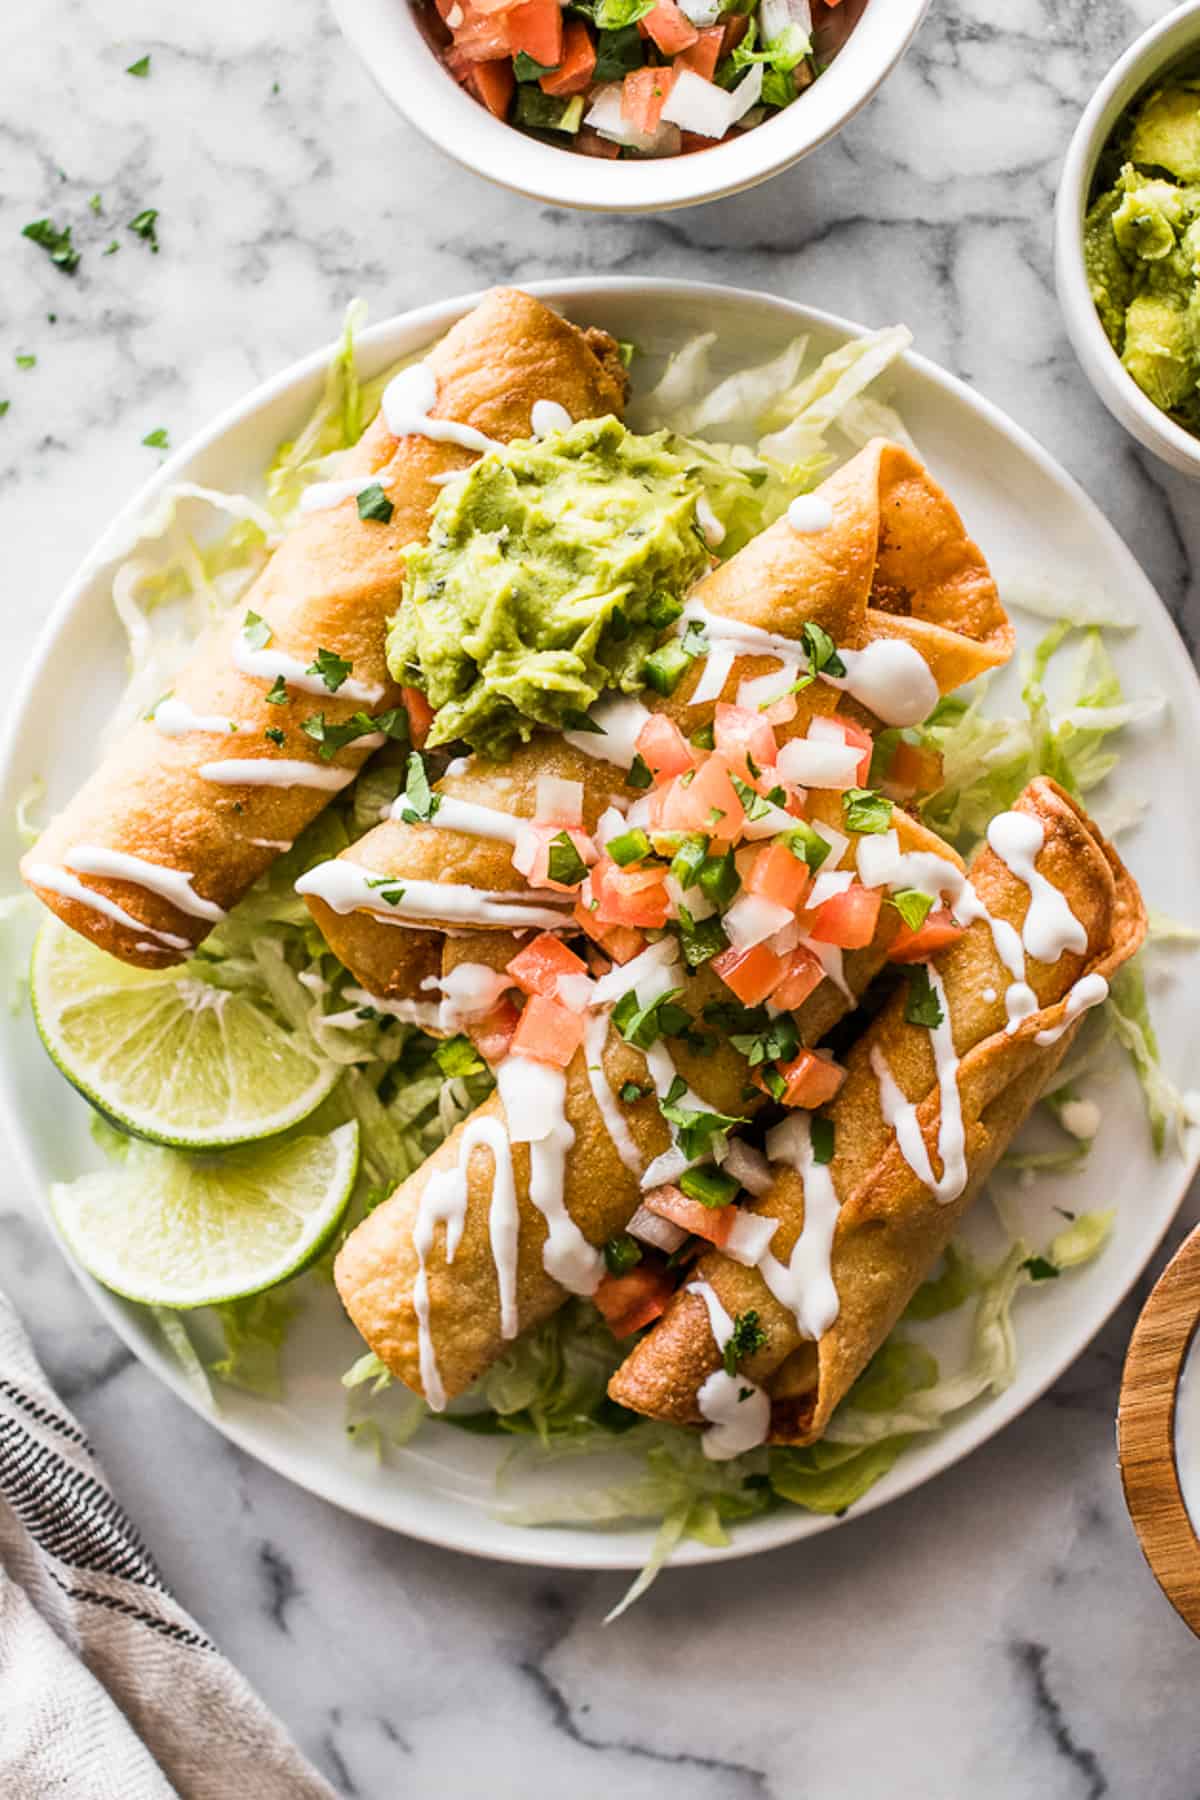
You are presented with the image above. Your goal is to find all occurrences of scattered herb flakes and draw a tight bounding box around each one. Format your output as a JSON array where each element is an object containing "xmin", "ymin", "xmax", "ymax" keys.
[
  {"xmin": 603, "ymin": 1232, "xmax": 642, "ymax": 1276},
  {"xmin": 810, "ymin": 1117, "xmax": 836, "ymax": 1165},
  {"xmin": 546, "ymin": 831, "xmax": 588, "ymax": 888},
  {"xmin": 89, "ymin": 193, "xmax": 103, "ymax": 214},
  {"xmin": 723, "ymin": 1310, "xmax": 767, "ymax": 1376},
  {"xmin": 0, "ymin": 402, "xmax": 8, "ymax": 418},
  {"xmin": 141, "ymin": 426, "xmax": 169, "ymax": 449},
  {"xmin": 1022, "ymin": 1255, "xmax": 1060, "ymax": 1282},
  {"xmin": 126, "ymin": 54, "xmax": 151, "ymax": 76},
  {"xmin": 15, "ymin": 354, "xmax": 36, "ymax": 370},
  {"xmin": 904, "ymin": 964, "xmax": 944, "ymax": 1030},
  {"xmin": 891, "ymin": 888, "xmax": 934, "ymax": 932},
  {"xmin": 841, "ymin": 787, "xmax": 893, "ymax": 834},
  {"xmin": 307, "ymin": 646, "xmax": 353, "ymax": 692},
  {"xmin": 264, "ymin": 674, "xmax": 289, "ymax": 706},
  {"xmin": 103, "ymin": 240, "xmax": 120, "ymax": 256},
  {"xmin": 242, "ymin": 609, "xmax": 272, "ymax": 650},
  {"xmin": 264, "ymin": 726, "xmax": 286, "ymax": 747},
  {"xmin": 356, "ymin": 482, "xmax": 394, "ymax": 524},
  {"xmin": 619, "ymin": 1081, "xmax": 649, "ymax": 1104},
  {"xmin": 128, "ymin": 208, "xmax": 160, "ymax": 252},
  {"xmin": 21, "ymin": 218, "xmax": 80, "ymax": 274},
  {"xmin": 397, "ymin": 752, "xmax": 439, "ymax": 822},
  {"xmin": 800, "ymin": 619, "xmax": 846, "ymax": 678}
]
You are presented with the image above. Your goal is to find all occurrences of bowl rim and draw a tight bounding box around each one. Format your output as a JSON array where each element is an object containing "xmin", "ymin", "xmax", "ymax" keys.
[
  {"xmin": 1055, "ymin": 0, "xmax": 1200, "ymax": 472},
  {"xmin": 329, "ymin": 0, "xmax": 929, "ymax": 213},
  {"xmin": 6, "ymin": 274, "xmax": 1200, "ymax": 1572}
]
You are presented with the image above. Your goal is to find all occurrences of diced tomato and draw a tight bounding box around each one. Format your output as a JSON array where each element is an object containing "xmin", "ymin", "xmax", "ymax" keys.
[
  {"xmin": 770, "ymin": 944, "xmax": 825, "ymax": 1011},
  {"xmin": 712, "ymin": 941, "xmax": 788, "ymax": 1006},
  {"xmin": 573, "ymin": 898, "xmax": 646, "ymax": 964},
  {"xmin": 594, "ymin": 1264, "xmax": 675, "ymax": 1338},
  {"xmin": 746, "ymin": 842, "xmax": 811, "ymax": 913},
  {"xmin": 636, "ymin": 713, "xmax": 695, "ymax": 784},
  {"xmin": 510, "ymin": 993, "xmax": 585, "ymax": 1068},
  {"xmin": 827, "ymin": 713, "xmax": 873, "ymax": 785},
  {"xmin": 506, "ymin": 932, "xmax": 589, "ymax": 997},
  {"xmin": 714, "ymin": 703, "xmax": 778, "ymax": 786},
  {"xmin": 591, "ymin": 854, "xmax": 671, "ymax": 930},
  {"xmin": 468, "ymin": 994, "xmax": 521, "ymax": 1065},
  {"xmin": 443, "ymin": 4, "xmax": 511, "ymax": 60},
  {"xmin": 773, "ymin": 1049, "xmax": 846, "ymax": 1109},
  {"xmin": 468, "ymin": 56, "xmax": 516, "ymax": 117},
  {"xmin": 675, "ymin": 23, "xmax": 724, "ymax": 79},
  {"xmin": 504, "ymin": 0, "xmax": 563, "ymax": 66},
  {"xmin": 576, "ymin": 126, "xmax": 622, "ymax": 158},
  {"xmin": 622, "ymin": 65, "xmax": 678, "ymax": 134},
  {"xmin": 644, "ymin": 1185, "xmax": 736, "ymax": 1248},
  {"xmin": 888, "ymin": 908, "xmax": 966, "ymax": 964},
  {"xmin": 540, "ymin": 16, "xmax": 596, "ymax": 94},
  {"xmin": 883, "ymin": 740, "xmax": 944, "ymax": 801},
  {"xmin": 808, "ymin": 882, "xmax": 882, "ymax": 949},
  {"xmin": 641, "ymin": 0, "xmax": 698, "ymax": 52},
  {"xmin": 660, "ymin": 753, "xmax": 745, "ymax": 843},
  {"xmin": 400, "ymin": 685, "xmax": 434, "ymax": 748}
]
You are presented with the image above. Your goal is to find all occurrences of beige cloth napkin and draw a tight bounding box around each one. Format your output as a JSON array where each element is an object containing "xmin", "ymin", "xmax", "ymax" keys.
[{"xmin": 0, "ymin": 1291, "xmax": 337, "ymax": 1800}]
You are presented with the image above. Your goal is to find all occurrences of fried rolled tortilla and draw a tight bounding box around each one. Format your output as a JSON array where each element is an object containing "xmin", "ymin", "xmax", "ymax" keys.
[
  {"xmin": 303, "ymin": 438, "xmax": 1012, "ymax": 997},
  {"xmin": 607, "ymin": 778, "xmax": 1146, "ymax": 1447},
  {"xmin": 333, "ymin": 805, "xmax": 962, "ymax": 1405},
  {"xmin": 22, "ymin": 289, "xmax": 628, "ymax": 968}
]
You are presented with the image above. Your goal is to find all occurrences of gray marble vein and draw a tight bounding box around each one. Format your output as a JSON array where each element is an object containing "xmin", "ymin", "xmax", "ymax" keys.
[{"xmin": 3, "ymin": 1, "xmax": 1200, "ymax": 1794}]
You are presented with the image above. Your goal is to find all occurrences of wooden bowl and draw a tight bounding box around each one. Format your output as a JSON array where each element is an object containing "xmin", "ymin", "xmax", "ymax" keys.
[{"xmin": 1118, "ymin": 1223, "xmax": 1200, "ymax": 1634}]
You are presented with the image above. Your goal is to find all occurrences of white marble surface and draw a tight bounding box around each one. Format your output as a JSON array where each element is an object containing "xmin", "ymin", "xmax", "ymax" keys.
[{"xmin": 4, "ymin": 0, "xmax": 1200, "ymax": 1793}]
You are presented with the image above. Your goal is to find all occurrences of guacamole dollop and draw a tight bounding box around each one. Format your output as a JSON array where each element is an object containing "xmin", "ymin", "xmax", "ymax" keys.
[
  {"xmin": 387, "ymin": 415, "xmax": 708, "ymax": 759},
  {"xmin": 1084, "ymin": 78, "xmax": 1200, "ymax": 430}
]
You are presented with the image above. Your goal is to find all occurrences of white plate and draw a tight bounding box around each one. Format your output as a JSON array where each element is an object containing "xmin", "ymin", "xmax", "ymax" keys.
[{"xmin": 3, "ymin": 280, "xmax": 1199, "ymax": 1573}]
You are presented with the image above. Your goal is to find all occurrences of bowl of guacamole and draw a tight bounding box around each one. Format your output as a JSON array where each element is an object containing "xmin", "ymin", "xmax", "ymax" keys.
[{"xmin": 1057, "ymin": 2, "xmax": 1200, "ymax": 477}]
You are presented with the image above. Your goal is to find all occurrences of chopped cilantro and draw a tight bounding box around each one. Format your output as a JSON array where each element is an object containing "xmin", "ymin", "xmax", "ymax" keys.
[
  {"xmin": 659, "ymin": 1073, "xmax": 745, "ymax": 1161},
  {"xmin": 126, "ymin": 54, "xmax": 151, "ymax": 76},
  {"xmin": 626, "ymin": 752, "xmax": 653, "ymax": 790},
  {"xmin": 264, "ymin": 726, "xmax": 285, "ymax": 747},
  {"xmin": 365, "ymin": 876, "xmax": 406, "ymax": 906},
  {"xmin": 603, "ymin": 1232, "xmax": 642, "ymax": 1276},
  {"xmin": 810, "ymin": 1117, "xmax": 835, "ymax": 1164},
  {"xmin": 356, "ymin": 482, "xmax": 394, "ymax": 524},
  {"xmin": 141, "ymin": 426, "xmax": 169, "ymax": 449},
  {"xmin": 89, "ymin": 193, "xmax": 102, "ymax": 214},
  {"xmin": 562, "ymin": 708, "xmax": 604, "ymax": 734},
  {"xmin": 243, "ymin": 610, "xmax": 272, "ymax": 650},
  {"xmin": 1022, "ymin": 1255, "xmax": 1060, "ymax": 1282},
  {"xmin": 21, "ymin": 219, "xmax": 80, "ymax": 274},
  {"xmin": 676, "ymin": 907, "xmax": 728, "ymax": 969},
  {"xmin": 904, "ymin": 964, "xmax": 944, "ymax": 1029},
  {"xmin": 779, "ymin": 821, "xmax": 831, "ymax": 871},
  {"xmin": 307, "ymin": 646, "xmax": 353, "ymax": 692},
  {"xmin": 15, "ymin": 354, "xmax": 36, "ymax": 371},
  {"xmin": 612, "ymin": 987, "xmax": 691, "ymax": 1050},
  {"xmin": 264, "ymin": 674, "xmax": 289, "ymax": 706},
  {"xmin": 546, "ymin": 831, "xmax": 588, "ymax": 887},
  {"xmin": 842, "ymin": 787, "xmax": 893, "ymax": 834},
  {"xmin": 513, "ymin": 50, "xmax": 560, "ymax": 80},
  {"xmin": 801, "ymin": 619, "xmax": 846, "ymax": 678},
  {"xmin": 723, "ymin": 1310, "xmax": 767, "ymax": 1375},
  {"xmin": 128, "ymin": 208, "xmax": 159, "ymax": 251},
  {"xmin": 435, "ymin": 1035, "xmax": 485, "ymax": 1079},
  {"xmin": 731, "ymin": 1011, "xmax": 799, "ymax": 1069},
  {"xmin": 619, "ymin": 1081, "xmax": 649, "ymax": 1104},
  {"xmin": 103, "ymin": 240, "xmax": 119, "ymax": 255},
  {"xmin": 891, "ymin": 888, "xmax": 934, "ymax": 931},
  {"xmin": 301, "ymin": 709, "xmax": 403, "ymax": 762},
  {"xmin": 731, "ymin": 775, "xmax": 778, "ymax": 824},
  {"xmin": 759, "ymin": 1065, "xmax": 787, "ymax": 1100},
  {"xmin": 0, "ymin": 402, "xmax": 8, "ymax": 418},
  {"xmin": 397, "ymin": 752, "xmax": 439, "ymax": 823}
]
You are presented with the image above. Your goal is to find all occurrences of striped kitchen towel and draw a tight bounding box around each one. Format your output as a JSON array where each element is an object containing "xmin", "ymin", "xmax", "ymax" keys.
[{"xmin": 0, "ymin": 1289, "xmax": 336, "ymax": 1800}]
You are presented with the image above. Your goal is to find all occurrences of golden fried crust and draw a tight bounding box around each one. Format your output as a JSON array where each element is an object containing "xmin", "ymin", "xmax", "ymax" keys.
[
  {"xmin": 22, "ymin": 289, "xmax": 628, "ymax": 968},
  {"xmin": 606, "ymin": 778, "xmax": 1145, "ymax": 1441}
]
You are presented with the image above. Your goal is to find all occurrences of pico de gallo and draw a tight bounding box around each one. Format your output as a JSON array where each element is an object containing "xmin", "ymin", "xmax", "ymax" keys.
[{"xmin": 420, "ymin": 0, "xmax": 861, "ymax": 157}]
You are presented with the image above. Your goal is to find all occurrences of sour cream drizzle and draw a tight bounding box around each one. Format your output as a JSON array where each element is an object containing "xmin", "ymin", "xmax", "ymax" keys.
[
  {"xmin": 153, "ymin": 697, "xmax": 241, "ymax": 738},
  {"xmin": 686, "ymin": 1280, "xmax": 771, "ymax": 1460},
  {"xmin": 26, "ymin": 863, "xmax": 190, "ymax": 951},
  {"xmin": 231, "ymin": 624, "xmax": 386, "ymax": 707},
  {"xmin": 293, "ymin": 861, "xmax": 573, "ymax": 930},
  {"xmin": 754, "ymin": 1111, "xmax": 842, "ymax": 1341},
  {"xmin": 496, "ymin": 1057, "xmax": 602, "ymax": 1295},
  {"xmin": 677, "ymin": 600, "xmax": 938, "ymax": 727},
  {"xmin": 64, "ymin": 846, "xmax": 226, "ymax": 923},
  {"xmin": 381, "ymin": 361, "xmax": 504, "ymax": 458},
  {"xmin": 298, "ymin": 473, "xmax": 388, "ymax": 515},
  {"xmin": 1034, "ymin": 973, "xmax": 1109, "ymax": 1046},
  {"xmin": 531, "ymin": 398, "xmax": 573, "ymax": 438},
  {"xmin": 986, "ymin": 811, "xmax": 1089, "ymax": 965},
  {"xmin": 199, "ymin": 758, "xmax": 358, "ymax": 791},
  {"xmin": 392, "ymin": 792, "xmax": 524, "ymax": 844},
  {"xmin": 583, "ymin": 1010, "xmax": 643, "ymax": 1177}
]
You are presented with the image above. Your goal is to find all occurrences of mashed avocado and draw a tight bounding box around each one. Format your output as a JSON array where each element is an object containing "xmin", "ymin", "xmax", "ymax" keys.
[
  {"xmin": 387, "ymin": 416, "xmax": 708, "ymax": 759},
  {"xmin": 1084, "ymin": 77, "xmax": 1200, "ymax": 430}
]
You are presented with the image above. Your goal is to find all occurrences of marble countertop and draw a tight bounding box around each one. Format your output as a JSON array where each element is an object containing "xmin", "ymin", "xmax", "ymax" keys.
[{"xmin": 4, "ymin": 0, "xmax": 1200, "ymax": 1793}]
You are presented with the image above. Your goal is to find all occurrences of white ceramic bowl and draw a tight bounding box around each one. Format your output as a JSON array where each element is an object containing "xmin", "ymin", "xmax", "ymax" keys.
[
  {"xmin": 331, "ymin": 0, "xmax": 928, "ymax": 212},
  {"xmin": 1055, "ymin": 0, "xmax": 1200, "ymax": 478}
]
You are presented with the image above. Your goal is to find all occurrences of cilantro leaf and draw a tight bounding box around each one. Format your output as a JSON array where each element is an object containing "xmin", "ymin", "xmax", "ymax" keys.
[
  {"xmin": 264, "ymin": 726, "xmax": 285, "ymax": 747},
  {"xmin": 301, "ymin": 710, "xmax": 402, "ymax": 762},
  {"xmin": 904, "ymin": 965, "xmax": 944, "ymax": 1029},
  {"xmin": 723, "ymin": 1309, "xmax": 767, "ymax": 1376},
  {"xmin": 243, "ymin": 610, "xmax": 272, "ymax": 650},
  {"xmin": 1021, "ymin": 1255, "xmax": 1060, "ymax": 1282},
  {"xmin": 141, "ymin": 426, "xmax": 169, "ymax": 449},
  {"xmin": 562, "ymin": 708, "xmax": 604, "ymax": 734},
  {"xmin": 126, "ymin": 54, "xmax": 151, "ymax": 75},
  {"xmin": 619, "ymin": 1081, "xmax": 649, "ymax": 1104},
  {"xmin": 676, "ymin": 907, "xmax": 728, "ymax": 970},
  {"xmin": 626, "ymin": 752, "xmax": 653, "ymax": 791},
  {"xmin": 731, "ymin": 1011, "xmax": 799, "ymax": 1068},
  {"xmin": 128, "ymin": 208, "xmax": 159, "ymax": 252},
  {"xmin": 397, "ymin": 751, "xmax": 440, "ymax": 822},
  {"xmin": 604, "ymin": 1232, "xmax": 643, "ymax": 1276},
  {"xmin": 264, "ymin": 674, "xmax": 289, "ymax": 706},
  {"xmin": 365, "ymin": 876, "xmax": 406, "ymax": 906},
  {"xmin": 612, "ymin": 988, "xmax": 691, "ymax": 1051},
  {"xmin": 801, "ymin": 619, "xmax": 846, "ymax": 678},
  {"xmin": 356, "ymin": 482, "xmax": 394, "ymax": 524},
  {"xmin": 842, "ymin": 787, "xmax": 893, "ymax": 834},
  {"xmin": 21, "ymin": 219, "xmax": 80, "ymax": 274},
  {"xmin": 658, "ymin": 1073, "xmax": 746, "ymax": 1161},
  {"xmin": 513, "ymin": 50, "xmax": 559, "ymax": 80},
  {"xmin": 307, "ymin": 646, "xmax": 353, "ymax": 692},
  {"xmin": 546, "ymin": 831, "xmax": 588, "ymax": 887},
  {"xmin": 810, "ymin": 1117, "xmax": 835, "ymax": 1165},
  {"xmin": 891, "ymin": 888, "xmax": 934, "ymax": 931},
  {"xmin": 780, "ymin": 822, "xmax": 831, "ymax": 872}
]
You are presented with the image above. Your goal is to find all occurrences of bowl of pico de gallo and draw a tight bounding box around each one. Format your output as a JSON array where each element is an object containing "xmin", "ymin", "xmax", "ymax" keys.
[{"xmin": 331, "ymin": 0, "xmax": 929, "ymax": 210}]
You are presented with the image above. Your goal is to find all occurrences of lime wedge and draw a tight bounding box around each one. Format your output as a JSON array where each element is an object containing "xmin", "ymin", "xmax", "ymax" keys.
[
  {"xmin": 50, "ymin": 1121, "xmax": 359, "ymax": 1308},
  {"xmin": 31, "ymin": 917, "xmax": 340, "ymax": 1148}
]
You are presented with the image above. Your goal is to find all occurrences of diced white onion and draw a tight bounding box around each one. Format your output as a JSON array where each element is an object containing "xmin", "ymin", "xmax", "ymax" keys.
[
  {"xmin": 768, "ymin": 917, "xmax": 801, "ymax": 956},
  {"xmin": 536, "ymin": 775, "xmax": 583, "ymax": 827},
  {"xmin": 584, "ymin": 83, "xmax": 663, "ymax": 151},
  {"xmin": 776, "ymin": 739, "xmax": 861, "ymax": 789},
  {"xmin": 807, "ymin": 714, "xmax": 849, "ymax": 744},
  {"xmin": 628, "ymin": 1203, "xmax": 688, "ymax": 1253},
  {"xmin": 590, "ymin": 937, "xmax": 680, "ymax": 1008},
  {"xmin": 661, "ymin": 66, "xmax": 763, "ymax": 140},
  {"xmin": 812, "ymin": 820, "xmax": 849, "ymax": 866},
  {"xmin": 679, "ymin": 0, "xmax": 723, "ymax": 21},
  {"xmin": 762, "ymin": 0, "xmax": 813, "ymax": 39},
  {"xmin": 855, "ymin": 828, "xmax": 902, "ymax": 889},
  {"xmin": 689, "ymin": 641, "xmax": 737, "ymax": 705},
  {"xmin": 641, "ymin": 1146, "xmax": 692, "ymax": 1190},
  {"xmin": 624, "ymin": 793, "xmax": 658, "ymax": 832},
  {"xmin": 720, "ymin": 1138, "xmax": 774, "ymax": 1199},
  {"xmin": 740, "ymin": 800, "xmax": 798, "ymax": 841},
  {"xmin": 665, "ymin": 875, "xmax": 716, "ymax": 921},
  {"xmin": 723, "ymin": 893, "xmax": 795, "ymax": 951},
  {"xmin": 808, "ymin": 868, "xmax": 854, "ymax": 910},
  {"xmin": 511, "ymin": 823, "xmax": 539, "ymax": 878},
  {"xmin": 737, "ymin": 660, "xmax": 802, "ymax": 712},
  {"xmin": 595, "ymin": 806, "xmax": 628, "ymax": 849},
  {"xmin": 555, "ymin": 973, "xmax": 595, "ymax": 1013},
  {"xmin": 724, "ymin": 1211, "xmax": 780, "ymax": 1266}
]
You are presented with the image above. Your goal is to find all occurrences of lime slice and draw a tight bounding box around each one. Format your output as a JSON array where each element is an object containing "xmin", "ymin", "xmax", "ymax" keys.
[
  {"xmin": 31, "ymin": 917, "xmax": 340, "ymax": 1148},
  {"xmin": 50, "ymin": 1121, "xmax": 359, "ymax": 1307}
]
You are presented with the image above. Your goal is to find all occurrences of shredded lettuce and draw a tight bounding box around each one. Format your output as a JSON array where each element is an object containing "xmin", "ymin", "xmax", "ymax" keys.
[{"xmin": 206, "ymin": 1292, "xmax": 297, "ymax": 1399}]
